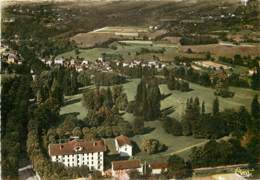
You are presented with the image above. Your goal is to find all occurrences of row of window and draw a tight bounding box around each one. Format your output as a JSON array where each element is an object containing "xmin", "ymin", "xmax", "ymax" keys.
[
  {"xmin": 56, "ymin": 158, "xmax": 102, "ymax": 165},
  {"xmin": 61, "ymin": 162, "xmax": 103, "ymax": 170},
  {"xmin": 55, "ymin": 152, "xmax": 102, "ymax": 159}
]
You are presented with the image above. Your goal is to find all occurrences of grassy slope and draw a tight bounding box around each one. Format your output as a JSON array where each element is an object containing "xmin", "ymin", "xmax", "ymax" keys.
[
  {"xmin": 61, "ymin": 78, "xmax": 260, "ymax": 161},
  {"xmin": 57, "ymin": 42, "xmax": 180, "ymax": 61}
]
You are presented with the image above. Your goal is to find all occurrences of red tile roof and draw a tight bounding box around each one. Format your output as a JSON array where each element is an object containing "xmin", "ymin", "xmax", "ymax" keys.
[
  {"xmin": 48, "ymin": 139, "xmax": 106, "ymax": 156},
  {"xmin": 115, "ymin": 135, "xmax": 131, "ymax": 146},
  {"xmin": 149, "ymin": 162, "xmax": 168, "ymax": 169},
  {"xmin": 112, "ymin": 160, "xmax": 141, "ymax": 171}
]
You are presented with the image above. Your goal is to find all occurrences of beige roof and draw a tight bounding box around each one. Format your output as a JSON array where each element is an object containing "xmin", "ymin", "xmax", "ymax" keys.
[
  {"xmin": 49, "ymin": 139, "xmax": 106, "ymax": 156},
  {"xmin": 112, "ymin": 160, "xmax": 141, "ymax": 171}
]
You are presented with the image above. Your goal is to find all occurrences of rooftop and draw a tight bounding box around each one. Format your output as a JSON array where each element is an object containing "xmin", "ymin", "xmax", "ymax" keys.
[
  {"xmin": 115, "ymin": 135, "xmax": 132, "ymax": 147},
  {"xmin": 112, "ymin": 160, "xmax": 141, "ymax": 171},
  {"xmin": 149, "ymin": 162, "xmax": 168, "ymax": 169},
  {"xmin": 48, "ymin": 139, "xmax": 106, "ymax": 156}
]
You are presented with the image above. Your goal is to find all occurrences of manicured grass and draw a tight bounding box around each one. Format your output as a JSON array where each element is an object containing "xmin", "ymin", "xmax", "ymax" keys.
[
  {"xmin": 130, "ymin": 120, "xmax": 207, "ymax": 162},
  {"xmin": 60, "ymin": 78, "xmax": 260, "ymax": 162},
  {"xmin": 160, "ymin": 83, "xmax": 260, "ymax": 120}
]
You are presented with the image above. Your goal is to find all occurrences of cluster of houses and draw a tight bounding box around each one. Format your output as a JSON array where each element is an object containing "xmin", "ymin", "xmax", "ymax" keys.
[
  {"xmin": 42, "ymin": 56, "xmax": 168, "ymax": 73},
  {"xmin": 193, "ymin": 60, "xmax": 231, "ymax": 71},
  {"xmin": 118, "ymin": 60, "xmax": 167, "ymax": 69},
  {"xmin": 48, "ymin": 135, "xmax": 168, "ymax": 179},
  {"xmin": 41, "ymin": 57, "xmax": 113, "ymax": 72}
]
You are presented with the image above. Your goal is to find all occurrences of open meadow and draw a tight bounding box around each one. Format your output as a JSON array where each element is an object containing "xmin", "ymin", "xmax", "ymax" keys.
[{"xmin": 57, "ymin": 40, "xmax": 208, "ymax": 62}]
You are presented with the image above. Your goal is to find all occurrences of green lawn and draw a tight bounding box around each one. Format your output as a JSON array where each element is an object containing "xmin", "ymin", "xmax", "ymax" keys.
[
  {"xmin": 57, "ymin": 43, "xmax": 165, "ymax": 61},
  {"xmin": 60, "ymin": 78, "xmax": 259, "ymax": 162},
  {"xmin": 57, "ymin": 41, "xmax": 181, "ymax": 62}
]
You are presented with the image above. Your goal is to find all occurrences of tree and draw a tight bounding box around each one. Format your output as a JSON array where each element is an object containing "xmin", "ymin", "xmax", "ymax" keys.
[
  {"xmin": 56, "ymin": 117, "xmax": 76, "ymax": 138},
  {"xmin": 74, "ymin": 48, "xmax": 80, "ymax": 55},
  {"xmin": 103, "ymin": 87, "xmax": 113, "ymax": 109},
  {"xmin": 134, "ymin": 80, "xmax": 148, "ymax": 116},
  {"xmin": 251, "ymin": 94, "xmax": 260, "ymax": 119},
  {"xmin": 202, "ymin": 101, "xmax": 206, "ymax": 114},
  {"xmin": 212, "ymin": 97, "xmax": 220, "ymax": 115},
  {"xmin": 190, "ymin": 139, "xmax": 252, "ymax": 168},
  {"xmin": 50, "ymin": 77, "xmax": 64, "ymax": 106},
  {"xmin": 167, "ymin": 155, "xmax": 192, "ymax": 179},
  {"xmin": 142, "ymin": 139, "xmax": 167, "ymax": 154},
  {"xmin": 77, "ymin": 71, "xmax": 91, "ymax": 87},
  {"xmin": 182, "ymin": 119, "xmax": 192, "ymax": 136},
  {"xmin": 251, "ymin": 68, "xmax": 260, "ymax": 90},
  {"xmin": 134, "ymin": 79, "xmax": 161, "ymax": 120},
  {"xmin": 162, "ymin": 117, "xmax": 182, "ymax": 136},
  {"xmin": 72, "ymin": 127, "xmax": 82, "ymax": 138},
  {"xmin": 115, "ymin": 93, "xmax": 128, "ymax": 111},
  {"xmin": 133, "ymin": 117, "xmax": 144, "ymax": 134}
]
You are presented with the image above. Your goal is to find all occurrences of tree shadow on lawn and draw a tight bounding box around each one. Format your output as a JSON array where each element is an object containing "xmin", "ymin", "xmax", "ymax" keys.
[
  {"xmin": 63, "ymin": 97, "xmax": 82, "ymax": 106},
  {"xmin": 60, "ymin": 112, "xmax": 80, "ymax": 120},
  {"xmin": 131, "ymin": 140, "xmax": 141, "ymax": 155},
  {"xmin": 161, "ymin": 106, "xmax": 176, "ymax": 117},
  {"xmin": 141, "ymin": 127, "xmax": 156, "ymax": 134},
  {"xmin": 161, "ymin": 93, "xmax": 172, "ymax": 100}
]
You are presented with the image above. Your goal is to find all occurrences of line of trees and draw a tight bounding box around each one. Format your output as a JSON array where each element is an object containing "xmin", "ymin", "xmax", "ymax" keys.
[
  {"xmin": 163, "ymin": 95, "xmax": 260, "ymax": 140},
  {"xmin": 114, "ymin": 64, "xmax": 158, "ymax": 78},
  {"xmin": 133, "ymin": 79, "xmax": 161, "ymax": 120},
  {"xmin": 1, "ymin": 75, "xmax": 32, "ymax": 179},
  {"xmin": 94, "ymin": 72, "xmax": 126, "ymax": 86},
  {"xmin": 219, "ymin": 55, "xmax": 260, "ymax": 69},
  {"xmin": 166, "ymin": 71, "xmax": 191, "ymax": 92},
  {"xmin": 180, "ymin": 35, "xmax": 218, "ymax": 45}
]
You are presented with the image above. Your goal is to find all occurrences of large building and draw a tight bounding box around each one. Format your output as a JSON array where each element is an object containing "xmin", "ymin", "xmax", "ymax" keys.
[
  {"xmin": 48, "ymin": 139, "xmax": 106, "ymax": 171},
  {"xmin": 115, "ymin": 135, "xmax": 133, "ymax": 157}
]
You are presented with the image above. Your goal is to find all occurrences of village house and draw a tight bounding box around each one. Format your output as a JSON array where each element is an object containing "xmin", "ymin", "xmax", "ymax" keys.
[
  {"xmin": 115, "ymin": 135, "xmax": 133, "ymax": 157},
  {"xmin": 111, "ymin": 159, "xmax": 143, "ymax": 177},
  {"xmin": 48, "ymin": 139, "xmax": 106, "ymax": 171},
  {"xmin": 54, "ymin": 57, "xmax": 64, "ymax": 65},
  {"xmin": 149, "ymin": 162, "xmax": 168, "ymax": 175}
]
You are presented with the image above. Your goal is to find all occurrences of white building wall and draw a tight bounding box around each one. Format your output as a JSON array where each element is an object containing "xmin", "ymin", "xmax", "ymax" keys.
[
  {"xmin": 151, "ymin": 169, "xmax": 162, "ymax": 175},
  {"xmin": 118, "ymin": 144, "xmax": 132, "ymax": 157},
  {"xmin": 50, "ymin": 151, "xmax": 104, "ymax": 171},
  {"xmin": 115, "ymin": 140, "xmax": 132, "ymax": 157}
]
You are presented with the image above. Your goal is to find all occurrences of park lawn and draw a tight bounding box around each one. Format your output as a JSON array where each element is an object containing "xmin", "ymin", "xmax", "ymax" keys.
[
  {"xmin": 61, "ymin": 78, "xmax": 260, "ymax": 121},
  {"xmin": 120, "ymin": 79, "xmax": 260, "ymax": 120},
  {"xmin": 130, "ymin": 120, "xmax": 207, "ymax": 162},
  {"xmin": 60, "ymin": 78, "xmax": 259, "ymax": 162},
  {"xmin": 56, "ymin": 43, "xmax": 163, "ymax": 61}
]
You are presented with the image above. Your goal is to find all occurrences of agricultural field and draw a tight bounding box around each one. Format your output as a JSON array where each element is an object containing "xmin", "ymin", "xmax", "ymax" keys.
[
  {"xmin": 70, "ymin": 26, "xmax": 167, "ymax": 48},
  {"xmin": 70, "ymin": 32, "xmax": 118, "ymax": 48},
  {"xmin": 181, "ymin": 43, "xmax": 260, "ymax": 58},
  {"xmin": 61, "ymin": 78, "xmax": 260, "ymax": 161}
]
